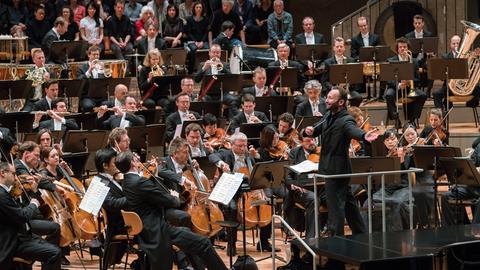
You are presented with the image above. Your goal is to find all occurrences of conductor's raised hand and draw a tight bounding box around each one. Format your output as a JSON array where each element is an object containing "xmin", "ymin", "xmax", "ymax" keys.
[{"xmin": 364, "ymin": 129, "xmax": 379, "ymax": 142}]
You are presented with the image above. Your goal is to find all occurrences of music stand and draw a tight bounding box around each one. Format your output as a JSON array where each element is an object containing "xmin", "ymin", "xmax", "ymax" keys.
[
  {"xmin": 63, "ymin": 130, "xmax": 109, "ymax": 172},
  {"xmin": 408, "ymin": 37, "xmax": 439, "ymax": 55},
  {"xmin": 412, "ymin": 145, "xmax": 462, "ymax": 226},
  {"xmin": 190, "ymin": 101, "xmax": 222, "ymax": 118},
  {"xmin": 50, "ymin": 40, "xmax": 88, "ymax": 63},
  {"xmin": 359, "ymin": 45, "xmax": 394, "ymax": 99},
  {"xmin": 127, "ymin": 124, "xmax": 166, "ymax": 156},
  {"xmin": 351, "ymin": 156, "xmax": 401, "ymax": 185},
  {"xmin": 151, "ymin": 75, "xmax": 184, "ymax": 97},
  {"xmin": 295, "ymin": 44, "xmax": 330, "ymax": 62},
  {"xmin": 58, "ymin": 79, "xmax": 85, "ymax": 111},
  {"xmin": 0, "ymin": 112, "xmax": 34, "ymax": 138},
  {"xmin": 87, "ymin": 78, "xmax": 132, "ymax": 99},
  {"xmin": 427, "ymin": 58, "xmax": 469, "ymax": 129},
  {"xmin": 266, "ymin": 67, "xmax": 299, "ymax": 92},
  {"xmin": 62, "ymin": 151, "xmax": 89, "ymax": 178},
  {"xmin": 22, "ymin": 131, "xmax": 65, "ymax": 144},
  {"xmin": 294, "ymin": 116, "xmax": 322, "ymax": 131},
  {"xmin": 329, "ymin": 63, "xmax": 364, "ymax": 85},
  {"xmin": 160, "ymin": 48, "xmax": 187, "ymax": 75},
  {"xmin": 254, "ymin": 96, "xmax": 292, "ymax": 122},
  {"xmin": 195, "ymin": 156, "xmax": 217, "ymax": 180},
  {"xmin": 0, "ymin": 80, "xmax": 32, "ymax": 111},
  {"xmin": 200, "ymin": 74, "xmax": 243, "ymax": 98},
  {"xmin": 65, "ymin": 112, "xmax": 97, "ymax": 131},
  {"xmin": 239, "ymin": 122, "xmax": 270, "ymax": 138},
  {"xmin": 248, "ymin": 160, "xmax": 290, "ymax": 263}
]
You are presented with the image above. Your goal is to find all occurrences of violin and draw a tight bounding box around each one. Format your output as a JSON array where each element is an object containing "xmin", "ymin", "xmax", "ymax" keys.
[
  {"xmin": 207, "ymin": 128, "xmax": 231, "ymax": 150},
  {"xmin": 307, "ymin": 146, "xmax": 321, "ymax": 163},
  {"xmin": 268, "ymin": 140, "xmax": 290, "ymax": 160},
  {"xmin": 281, "ymin": 128, "xmax": 301, "ymax": 149}
]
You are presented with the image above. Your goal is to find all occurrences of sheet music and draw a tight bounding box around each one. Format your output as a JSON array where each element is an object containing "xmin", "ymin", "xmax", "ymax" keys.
[
  {"xmin": 79, "ymin": 178, "xmax": 110, "ymax": 215},
  {"xmin": 209, "ymin": 172, "xmax": 244, "ymax": 205},
  {"xmin": 174, "ymin": 124, "xmax": 183, "ymax": 139},
  {"xmin": 289, "ymin": 160, "xmax": 318, "ymax": 174}
]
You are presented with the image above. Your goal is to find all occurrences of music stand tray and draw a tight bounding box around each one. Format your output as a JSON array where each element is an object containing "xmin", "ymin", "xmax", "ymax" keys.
[
  {"xmin": 351, "ymin": 156, "xmax": 401, "ymax": 185},
  {"xmin": 249, "ymin": 160, "xmax": 290, "ymax": 190},
  {"xmin": 190, "ymin": 101, "xmax": 222, "ymax": 118},
  {"xmin": 427, "ymin": 58, "xmax": 469, "ymax": 80},
  {"xmin": 294, "ymin": 116, "xmax": 322, "ymax": 131},
  {"xmin": 151, "ymin": 75, "xmax": 184, "ymax": 97},
  {"xmin": 195, "ymin": 156, "xmax": 218, "ymax": 180},
  {"xmin": 379, "ymin": 62, "xmax": 414, "ymax": 82},
  {"xmin": 412, "ymin": 145, "xmax": 462, "ymax": 171},
  {"xmin": 295, "ymin": 44, "xmax": 330, "ymax": 61},
  {"xmin": 50, "ymin": 40, "xmax": 88, "ymax": 62},
  {"xmin": 127, "ymin": 124, "xmax": 166, "ymax": 150},
  {"xmin": 62, "ymin": 151, "xmax": 89, "ymax": 178},
  {"xmin": 254, "ymin": 96, "xmax": 292, "ymax": 122},
  {"xmin": 408, "ymin": 37, "xmax": 439, "ymax": 55},
  {"xmin": 240, "ymin": 122, "xmax": 271, "ymax": 139},
  {"xmin": 439, "ymin": 157, "xmax": 480, "ymax": 187},
  {"xmin": 22, "ymin": 131, "xmax": 65, "ymax": 144},
  {"xmin": 359, "ymin": 46, "xmax": 394, "ymax": 62},
  {"xmin": 0, "ymin": 112, "xmax": 35, "ymax": 134},
  {"xmin": 266, "ymin": 67, "xmax": 299, "ymax": 90},
  {"xmin": 330, "ymin": 63, "xmax": 364, "ymax": 84},
  {"xmin": 63, "ymin": 130, "xmax": 109, "ymax": 153},
  {"xmin": 201, "ymin": 74, "xmax": 243, "ymax": 95},
  {"xmin": 87, "ymin": 78, "xmax": 132, "ymax": 99},
  {"xmin": 58, "ymin": 79, "xmax": 85, "ymax": 99}
]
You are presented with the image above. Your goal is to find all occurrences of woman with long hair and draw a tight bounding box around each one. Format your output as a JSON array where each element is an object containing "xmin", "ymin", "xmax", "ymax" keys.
[
  {"xmin": 79, "ymin": 1, "xmax": 104, "ymax": 51},
  {"xmin": 162, "ymin": 4, "xmax": 184, "ymax": 48},
  {"xmin": 61, "ymin": 5, "xmax": 80, "ymax": 41}
]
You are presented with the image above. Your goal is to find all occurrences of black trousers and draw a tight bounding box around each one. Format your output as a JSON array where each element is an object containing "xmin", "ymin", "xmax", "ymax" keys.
[
  {"xmin": 15, "ymin": 235, "xmax": 61, "ymax": 270},
  {"xmin": 325, "ymin": 178, "xmax": 366, "ymax": 235},
  {"xmin": 385, "ymin": 87, "xmax": 427, "ymax": 122},
  {"xmin": 30, "ymin": 219, "xmax": 60, "ymax": 246}
]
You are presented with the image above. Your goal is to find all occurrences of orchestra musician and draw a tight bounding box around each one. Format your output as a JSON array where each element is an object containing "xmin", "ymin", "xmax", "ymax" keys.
[
  {"xmin": 0, "ymin": 161, "xmax": 61, "ymax": 270},
  {"xmin": 294, "ymin": 16, "xmax": 325, "ymax": 45},
  {"xmin": 277, "ymin": 112, "xmax": 300, "ymax": 149},
  {"xmin": 108, "ymin": 128, "xmax": 131, "ymax": 153},
  {"xmin": 419, "ymin": 108, "xmax": 449, "ymax": 146},
  {"xmin": 385, "ymin": 37, "xmax": 427, "ymax": 127},
  {"xmin": 36, "ymin": 129, "xmax": 63, "ymax": 156},
  {"xmin": 33, "ymin": 98, "xmax": 80, "ymax": 132},
  {"xmin": 208, "ymin": 132, "xmax": 257, "ymax": 255},
  {"xmin": 405, "ymin": 14, "xmax": 433, "ymax": 39},
  {"xmin": 96, "ymin": 94, "xmax": 146, "ymax": 129},
  {"xmin": 117, "ymin": 150, "xmax": 228, "ymax": 270},
  {"xmin": 320, "ymin": 37, "xmax": 363, "ymax": 106},
  {"xmin": 295, "ymin": 79, "xmax": 326, "ymax": 117},
  {"xmin": 305, "ymin": 87, "xmax": 377, "ymax": 237},
  {"xmin": 185, "ymin": 123, "xmax": 214, "ymax": 158},
  {"xmin": 42, "ymin": 17, "xmax": 68, "ymax": 63},
  {"xmin": 229, "ymin": 94, "xmax": 269, "ymax": 133},
  {"xmin": 78, "ymin": 45, "xmax": 107, "ymax": 113},
  {"xmin": 22, "ymin": 48, "xmax": 55, "ymax": 112},
  {"xmin": 350, "ymin": 16, "xmax": 380, "ymax": 60},
  {"xmin": 101, "ymin": 83, "xmax": 129, "ymax": 108},
  {"xmin": 240, "ymin": 66, "xmax": 276, "ymax": 97},
  {"xmin": 164, "ymin": 92, "xmax": 201, "ymax": 143},
  {"xmin": 33, "ymin": 79, "xmax": 59, "ymax": 112},
  {"xmin": 137, "ymin": 48, "xmax": 169, "ymax": 110},
  {"xmin": 201, "ymin": 113, "xmax": 231, "ymax": 151}
]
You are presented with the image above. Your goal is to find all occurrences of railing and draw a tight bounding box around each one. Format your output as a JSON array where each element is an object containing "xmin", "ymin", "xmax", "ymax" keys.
[{"xmin": 331, "ymin": 0, "xmax": 381, "ymax": 41}]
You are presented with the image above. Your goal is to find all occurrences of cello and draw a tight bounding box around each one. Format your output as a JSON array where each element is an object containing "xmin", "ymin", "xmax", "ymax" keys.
[{"xmin": 183, "ymin": 155, "xmax": 224, "ymax": 237}]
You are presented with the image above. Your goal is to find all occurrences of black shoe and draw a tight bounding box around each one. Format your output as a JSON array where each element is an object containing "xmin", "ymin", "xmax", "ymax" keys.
[
  {"xmin": 256, "ymin": 241, "xmax": 280, "ymax": 252},
  {"xmin": 61, "ymin": 255, "xmax": 71, "ymax": 266},
  {"xmin": 276, "ymin": 258, "xmax": 307, "ymax": 270}
]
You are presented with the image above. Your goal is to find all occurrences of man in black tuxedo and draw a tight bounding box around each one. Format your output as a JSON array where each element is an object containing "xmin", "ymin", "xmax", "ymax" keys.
[
  {"xmin": 268, "ymin": 43, "xmax": 306, "ymax": 98},
  {"xmin": 321, "ymin": 37, "xmax": 363, "ymax": 106},
  {"xmin": 229, "ymin": 94, "xmax": 269, "ymax": 133},
  {"xmin": 33, "ymin": 79, "xmax": 59, "ymax": 112},
  {"xmin": 385, "ymin": 37, "xmax": 427, "ymax": 127},
  {"xmin": 101, "ymin": 83, "xmax": 129, "ymax": 108},
  {"xmin": 0, "ymin": 162, "xmax": 61, "ymax": 270},
  {"xmin": 240, "ymin": 66, "xmax": 276, "ymax": 97},
  {"xmin": 350, "ymin": 16, "xmax": 380, "ymax": 60},
  {"xmin": 185, "ymin": 123, "xmax": 214, "ymax": 158},
  {"xmin": 78, "ymin": 45, "xmax": 107, "ymax": 112},
  {"xmin": 117, "ymin": 151, "xmax": 228, "ymax": 270},
  {"xmin": 295, "ymin": 79, "xmax": 327, "ymax": 117},
  {"xmin": 42, "ymin": 16, "xmax": 68, "ymax": 63},
  {"xmin": 96, "ymin": 94, "xmax": 145, "ymax": 130},
  {"xmin": 135, "ymin": 21, "xmax": 166, "ymax": 57},
  {"xmin": 404, "ymin": 14, "xmax": 433, "ymax": 39},
  {"xmin": 294, "ymin": 17, "xmax": 325, "ymax": 45},
  {"xmin": 33, "ymin": 98, "xmax": 79, "ymax": 132},
  {"xmin": 164, "ymin": 92, "xmax": 201, "ymax": 143},
  {"xmin": 304, "ymin": 88, "xmax": 377, "ymax": 270}
]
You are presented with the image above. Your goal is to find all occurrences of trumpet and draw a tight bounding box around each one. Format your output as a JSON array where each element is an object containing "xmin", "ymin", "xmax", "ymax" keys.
[
  {"xmin": 208, "ymin": 57, "xmax": 223, "ymax": 71},
  {"xmin": 150, "ymin": 64, "xmax": 165, "ymax": 77}
]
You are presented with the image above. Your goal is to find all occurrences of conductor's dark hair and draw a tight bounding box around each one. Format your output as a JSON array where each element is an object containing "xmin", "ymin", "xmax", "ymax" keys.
[
  {"xmin": 95, "ymin": 148, "xmax": 117, "ymax": 173},
  {"xmin": 115, "ymin": 151, "xmax": 135, "ymax": 174}
]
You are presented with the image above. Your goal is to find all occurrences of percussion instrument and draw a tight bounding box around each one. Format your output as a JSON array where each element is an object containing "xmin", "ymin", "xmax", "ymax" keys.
[{"xmin": 230, "ymin": 46, "xmax": 278, "ymax": 73}]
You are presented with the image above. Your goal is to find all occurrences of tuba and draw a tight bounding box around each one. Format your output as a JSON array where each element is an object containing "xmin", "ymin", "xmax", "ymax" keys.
[{"xmin": 448, "ymin": 20, "xmax": 480, "ymax": 96}]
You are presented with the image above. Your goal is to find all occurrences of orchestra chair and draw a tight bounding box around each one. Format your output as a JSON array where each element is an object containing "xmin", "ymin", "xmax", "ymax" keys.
[
  {"xmin": 447, "ymin": 95, "xmax": 480, "ymax": 127},
  {"xmin": 12, "ymin": 257, "xmax": 33, "ymax": 270}
]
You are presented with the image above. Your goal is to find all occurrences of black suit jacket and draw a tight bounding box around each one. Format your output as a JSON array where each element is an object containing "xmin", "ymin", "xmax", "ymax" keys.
[
  {"xmin": 33, "ymin": 98, "xmax": 52, "ymax": 111},
  {"xmin": 0, "ymin": 186, "xmax": 36, "ymax": 268},
  {"xmin": 36, "ymin": 118, "xmax": 79, "ymax": 132},
  {"xmin": 321, "ymin": 56, "xmax": 355, "ymax": 92},
  {"xmin": 41, "ymin": 29, "xmax": 59, "ymax": 62},
  {"xmin": 294, "ymin": 99, "xmax": 327, "ymax": 117},
  {"xmin": 229, "ymin": 110, "xmax": 269, "ymax": 133},
  {"xmin": 98, "ymin": 175, "xmax": 127, "ymax": 238},
  {"xmin": 136, "ymin": 36, "xmax": 167, "ymax": 56},
  {"xmin": 156, "ymin": 156, "xmax": 184, "ymax": 193},
  {"xmin": 122, "ymin": 172, "xmax": 179, "ymax": 268},
  {"xmin": 96, "ymin": 113, "xmax": 146, "ymax": 130},
  {"xmin": 350, "ymin": 32, "xmax": 380, "ymax": 59},
  {"xmin": 164, "ymin": 111, "xmax": 201, "ymax": 142},
  {"xmin": 404, "ymin": 30, "xmax": 433, "ymax": 39},
  {"xmin": 294, "ymin": 32, "xmax": 325, "ymax": 45},
  {"xmin": 240, "ymin": 86, "xmax": 277, "ymax": 97},
  {"xmin": 312, "ymin": 109, "xmax": 365, "ymax": 175}
]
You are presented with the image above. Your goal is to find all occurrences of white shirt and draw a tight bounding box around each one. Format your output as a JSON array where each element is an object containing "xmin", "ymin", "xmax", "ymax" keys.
[
  {"xmin": 119, "ymin": 113, "xmax": 130, "ymax": 128},
  {"xmin": 179, "ymin": 110, "xmax": 190, "ymax": 123},
  {"xmin": 361, "ymin": 32, "xmax": 369, "ymax": 46},
  {"xmin": 244, "ymin": 112, "xmax": 254, "ymax": 123},
  {"xmin": 335, "ymin": 55, "xmax": 345, "ymax": 64},
  {"xmin": 305, "ymin": 32, "xmax": 314, "ymax": 45},
  {"xmin": 309, "ymin": 99, "xmax": 319, "ymax": 114},
  {"xmin": 254, "ymin": 85, "xmax": 267, "ymax": 97},
  {"xmin": 86, "ymin": 60, "xmax": 104, "ymax": 78},
  {"xmin": 398, "ymin": 54, "xmax": 408, "ymax": 62},
  {"xmin": 114, "ymin": 98, "xmax": 122, "ymax": 108},
  {"xmin": 414, "ymin": 30, "xmax": 424, "ymax": 39},
  {"xmin": 80, "ymin": 16, "xmax": 104, "ymax": 42},
  {"xmin": 53, "ymin": 117, "xmax": 66, "ymax": 131},
  {"xmin": 170, "ymin": 157, "xmax": 186, "ymax": 185},
  {"xmin": 147, "ymin": 37, "xmax": 156, "ymax": 52}
]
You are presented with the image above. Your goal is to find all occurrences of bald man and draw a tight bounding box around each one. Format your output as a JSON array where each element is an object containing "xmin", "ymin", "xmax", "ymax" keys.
[{"xmin": 102, "ymin": 84, "xmax": 129, "ymax": 108}]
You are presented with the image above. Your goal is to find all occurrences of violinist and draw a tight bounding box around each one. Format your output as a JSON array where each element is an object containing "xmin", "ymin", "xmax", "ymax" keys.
[
  {"xmin": 240, "ymin": 66, "xmax": 277, "ymax": 97},
  {"xmin": 165, "ymin": 92, "xmax": 201, "ymax": 143},
  {"xmin": 419, "ymin": 108, "xmax": 449, "ymax": 146},
  {"xmin": 118, "ymin": 150, "xmax": 228, "ymax": 270},
  {"xmin": 229, "ymin": 94, "xmax": 269, "ymax": 133},
  {"xmin": 0, "ymin": 161, "xmax": 61, "ymax": 270},
  {"xmin": 108, "ymin": 128, "xmax": 131, "ymax": 153},
  {"xmin": 32, "ymin": 98, "xmax": 79, "ymax": 132},
  {"xmin": 185, "ymin": 123, "xmax": 214, "ymax": 158},
  {"xmin": 93, "ymin": 148, "xmax": 129, "ymax": 268},
  {"xmin": 96, "ymin": 94, "xmax": 146, "ymax": 130},
  {"xmin": 348, "ymin": 106, "xmax": 369, "ymax": 157},
  {"xmin": 202, "ymin": 113, "xmax": 231, "ymax": 150},
  {"xmin": 278, "ymin": 112, "xmax": 300, "ymax": 149},
  {"xmin": 295, "ymin": 80, "xmax": 326, "ymax": 117},
  {"xmin": 255, "ymin": 125, "xmax": 289, "ymax": 161}
]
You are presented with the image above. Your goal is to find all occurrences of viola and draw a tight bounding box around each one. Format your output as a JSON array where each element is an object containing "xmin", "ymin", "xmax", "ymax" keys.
[
  {"xmin": 307, "ymin": 146, "xmax": 321, "ymax": 163},
  {"xmin": 281, "ymin": 129, "xmax": 301, "ymax": 149},
  {"xmin": 207, "ymin": 128, "xmax": 231, "ymax": 149},
  {"xmin": 268, "ymin": 140, "xmax": 289, "ymax": 160}
]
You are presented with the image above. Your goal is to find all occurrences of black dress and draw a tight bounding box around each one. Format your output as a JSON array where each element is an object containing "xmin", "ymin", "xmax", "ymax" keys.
[{"xmin": 60, "ymin": 22, "xmax": 79, "ymax": 41}]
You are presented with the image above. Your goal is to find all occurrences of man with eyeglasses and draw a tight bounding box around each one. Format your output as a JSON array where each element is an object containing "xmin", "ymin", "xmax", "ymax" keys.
[{"xmin": 165, "ymin": 92, "xmax": 201, "ymax": 143}]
